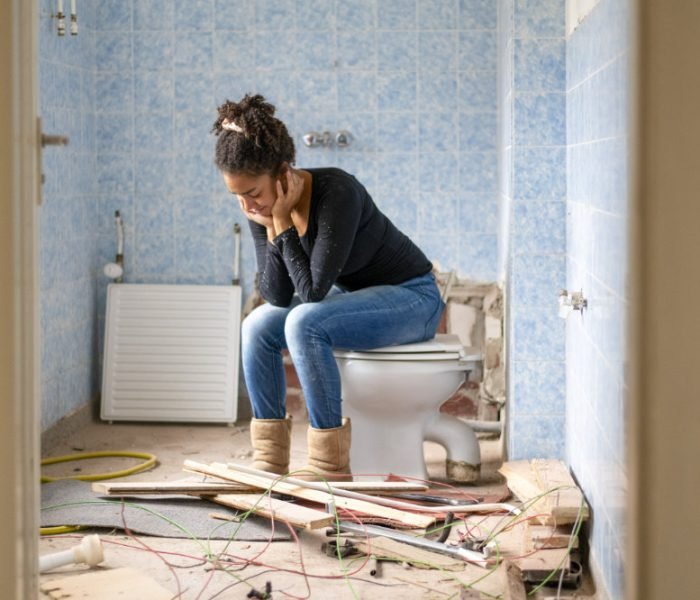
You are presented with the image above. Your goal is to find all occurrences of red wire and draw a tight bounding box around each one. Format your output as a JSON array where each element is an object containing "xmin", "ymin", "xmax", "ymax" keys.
[{"xmin": 117, "ymin": 502, "xmax": 185, "ymax": 598}]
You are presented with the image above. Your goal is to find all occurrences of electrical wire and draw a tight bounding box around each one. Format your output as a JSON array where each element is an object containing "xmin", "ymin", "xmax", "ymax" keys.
[{"xmin": 39, "ymin": 460, "xmax": 583, "ymax": 598}]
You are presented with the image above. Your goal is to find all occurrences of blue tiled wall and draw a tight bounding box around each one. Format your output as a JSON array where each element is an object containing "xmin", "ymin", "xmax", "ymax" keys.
[
  {"xmin": 39, "ymin": 0, "xmax": 501, "ymax": 428},
  {"xmin": 92, "ymin": 0, "xmax": 500, "ymax": 299},
  {"xmin": 566, "ymin": 1, "xmax": 630, "ymax": 597},
  {"xmin": 500, "ymin": 0, "xmax": 567, "ymax": 460},
  {"xmin": 500, "ymin": 0, "xmax": 629, "ymax": 596},
  {"xmin": 39, "ymin": 0, "xmax": 99, "ymax": 429}
]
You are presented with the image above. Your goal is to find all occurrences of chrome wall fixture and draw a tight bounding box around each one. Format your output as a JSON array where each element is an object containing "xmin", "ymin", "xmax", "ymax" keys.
[
  {"xmin": 334, "ymin": 130, "xmax": 352, "ymax": 147},
  {"xmin": 70, "ymin": 0, "xmax": 79, "ymax": 36},
  {"xmin": 558, "ymin": 289, "xmax": 588, "ymax": 318},
  {"xmin": 55, "ymin": 0, "xmax": 78, "ymax": 36},
  {"xmin": 302, "ymin": 130, "xmax": 353, "ymax": 148},
  {"xmin": 56, "ymin": 0, "xmax": 65, "ymax": 35}
]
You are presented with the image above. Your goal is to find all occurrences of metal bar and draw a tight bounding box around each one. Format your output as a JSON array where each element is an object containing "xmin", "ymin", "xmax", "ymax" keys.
[{"xmin": 334, "ymin": 520, "xmax": 490, "ymax": 566}]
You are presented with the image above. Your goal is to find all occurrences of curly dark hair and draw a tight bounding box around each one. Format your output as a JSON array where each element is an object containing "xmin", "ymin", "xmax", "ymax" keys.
[{"xmin": 212, "ymin": 94, "xmax": 295, "ymax": 176}]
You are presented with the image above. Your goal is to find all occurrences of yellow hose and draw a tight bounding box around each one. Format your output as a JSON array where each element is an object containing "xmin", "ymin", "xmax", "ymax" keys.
[
  {"xmin": 40, "ymin": 450, "xmax": 157, "ymax": 535},
  {"xmin": 41, "ymin": 450, "xmax": 157, "ymax": 483}
]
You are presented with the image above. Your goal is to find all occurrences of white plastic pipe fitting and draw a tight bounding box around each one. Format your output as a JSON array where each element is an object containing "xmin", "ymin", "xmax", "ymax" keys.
[{"xmin": 39, "ymin": 534, "xmax": 104, "ymax": 573}]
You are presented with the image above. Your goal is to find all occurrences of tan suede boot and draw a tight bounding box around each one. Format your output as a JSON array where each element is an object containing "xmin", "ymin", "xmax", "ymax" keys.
[
  {"xmin": 297, "ymin": 418, "xmax": 352, "ymax": 481},
  {"xmin": 250, "ymin": 416, "xmax": 292, "ymax": 475}
]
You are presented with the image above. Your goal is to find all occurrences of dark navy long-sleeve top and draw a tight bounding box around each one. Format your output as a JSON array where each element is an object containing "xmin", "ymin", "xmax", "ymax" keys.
[{"xmin": 249, "ymin": 167, "xmax": 433, "ymax": 307}]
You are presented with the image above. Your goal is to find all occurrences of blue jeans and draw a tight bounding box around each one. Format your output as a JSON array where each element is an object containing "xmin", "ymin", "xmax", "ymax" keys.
[{"xmin": 241, "ymin": 272, "xmax": 445, "ymax": 429}]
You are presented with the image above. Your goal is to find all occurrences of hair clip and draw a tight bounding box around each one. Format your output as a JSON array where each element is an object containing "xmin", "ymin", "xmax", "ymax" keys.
[{"xmin": 222, "ymin": 119, "xmax": 244, "ymax": 134}]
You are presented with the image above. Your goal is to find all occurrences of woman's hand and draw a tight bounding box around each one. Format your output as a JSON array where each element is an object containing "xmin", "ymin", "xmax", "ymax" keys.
[
  {"xmin": 272, "ymin": 169, "xmax": 304, "ymax": 221},
  {"xmin": 238, "ymin": 197, "xmax": 274, "ymax": 230}
]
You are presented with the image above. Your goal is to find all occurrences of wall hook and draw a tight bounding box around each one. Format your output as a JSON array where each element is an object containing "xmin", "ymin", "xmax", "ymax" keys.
[{"xmin": 558, "ymin": 289, "xmax": 588, "ymax": 319}]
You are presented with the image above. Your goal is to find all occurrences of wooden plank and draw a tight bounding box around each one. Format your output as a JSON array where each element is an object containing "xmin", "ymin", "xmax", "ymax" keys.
[
  {"xmin": 92, "ymin": 480, "xmax": 255, "ymax": 495},
  {"xmin": 183, "ymin": 460, "xmax": 435, "ymax": 529},
  {"xmin": 502, "ymin": 560, "xmax": 527, "ymax": 600},
  {"xmin": 185, "ymin": 475, "xmax": 429, "ymax": 493},
  {"xmin": 513, "ymin": 548, "xmax": 571, "ymax": 573},
  {"xmin": 40, "ymin": 567, "xmax": 173, "ymax": 599},
  {"xmin": 93, "ymin": 479, "xmax": 428, "ymax": 496},
  {"xmin": 463, "ymin": 515, "xmax": 527, "ymax": 558},
  {"xmin": 212, "ymin": 493, "xmax": 335, "ymax": 529},
  {"xmin": 529, "ymin": 525, "xmax": 579, "ymax": 550},
  {"xmin": 352, "ymin": 536, "xmax": 465, "ymax": 571},
  {"xmin": 461, "ymin": 514, "xmax": 573, "ymax": 574},
  {"xmin": 498, "ymin": 460, "xmax": 589, "ymax": 526},
  {"xmin": 309, "ymin": 481, "xmax": 429, "ymax": 492}
]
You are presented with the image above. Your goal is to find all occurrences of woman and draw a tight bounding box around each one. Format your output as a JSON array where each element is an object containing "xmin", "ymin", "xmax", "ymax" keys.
[{"xmin": 212, "ymin": 94, "xmax": 444, "ymax": 480}]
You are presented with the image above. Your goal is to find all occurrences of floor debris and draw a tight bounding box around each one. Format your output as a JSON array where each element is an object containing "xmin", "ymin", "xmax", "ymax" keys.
[
  {"xmin": 40, "ymin": 418, "xmax": 598, "ymax": 598},
  {"xmin": 40, "ymin": 567, "xmax": 174, "ymax": 599}
]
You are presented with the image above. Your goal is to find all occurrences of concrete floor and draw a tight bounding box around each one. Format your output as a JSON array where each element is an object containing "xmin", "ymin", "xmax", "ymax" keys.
[{"xmin": 39, "ymin": 413, "xmax": 598, "ymax": 599}]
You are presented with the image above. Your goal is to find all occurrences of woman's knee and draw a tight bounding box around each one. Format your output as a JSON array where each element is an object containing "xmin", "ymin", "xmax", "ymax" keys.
[
  {"xmin": 284, "ymin": 303, "xmax": 328, "ymax": 348},
  {"xmin": 241, "ymin": 304, "xmax": 286, "ymax": 350}
]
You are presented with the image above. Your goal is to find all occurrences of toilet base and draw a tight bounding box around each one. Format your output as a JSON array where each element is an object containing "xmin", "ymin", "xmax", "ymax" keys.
[
  {"xmin": 344, "ymin": 407, "xmax": 482, "ymax": 482},
  {"xmin": 425, "ymin": 412, "xmax": 481, "ymax": 482},
  {"xmin": 446, "ymin": 459, "xmax": 481, "ymax": 483}
]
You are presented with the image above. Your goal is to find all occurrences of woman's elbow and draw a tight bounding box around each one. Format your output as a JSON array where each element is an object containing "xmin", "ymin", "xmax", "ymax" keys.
[
  {"xmin": 260, "ymin": 290, "xmax": 293, "ymax": 308},
  {"xmin": 298, "ymin": 289, "xmax": 329, "ymax": 303}
]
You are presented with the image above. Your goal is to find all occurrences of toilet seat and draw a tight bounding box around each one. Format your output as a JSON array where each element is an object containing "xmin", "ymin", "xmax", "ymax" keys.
[{"xmin": 333, "ymin": 333, "xmax": 480, "ymax": 362}]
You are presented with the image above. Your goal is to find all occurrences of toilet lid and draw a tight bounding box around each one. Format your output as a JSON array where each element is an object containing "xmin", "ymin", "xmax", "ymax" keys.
[{"xmin": 333, "ymin": 333, "xmax": 481, "ymax": 361}]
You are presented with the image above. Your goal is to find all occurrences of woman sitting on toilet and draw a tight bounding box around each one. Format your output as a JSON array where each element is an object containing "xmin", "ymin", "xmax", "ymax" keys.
[{"xmin": 212, "ymin": 94, "xmax": 445, "ymax": 480}]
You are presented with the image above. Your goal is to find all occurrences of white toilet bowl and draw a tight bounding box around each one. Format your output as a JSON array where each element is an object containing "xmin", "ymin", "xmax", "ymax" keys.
[{"xmin": 334, "ymin": 334, "xmax": 482, "ymax": 482}]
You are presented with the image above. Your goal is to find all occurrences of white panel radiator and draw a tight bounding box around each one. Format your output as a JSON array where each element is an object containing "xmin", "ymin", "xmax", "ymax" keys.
[{"xmin": 101, "ymin": 284, "xmax": 241, "ymax": 423}]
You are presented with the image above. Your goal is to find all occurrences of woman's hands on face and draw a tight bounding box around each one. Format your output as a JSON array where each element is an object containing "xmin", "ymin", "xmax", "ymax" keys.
[
  {"xmin": 272, "ymin": 169, "xmax": 304, "ymax": 220},
  {"xmin": 238, "ymin": 197, "xmax": 274, "ymax": 229}
]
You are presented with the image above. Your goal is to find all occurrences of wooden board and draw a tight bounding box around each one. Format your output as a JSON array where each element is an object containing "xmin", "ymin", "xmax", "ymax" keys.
[
  {"xmin": 460, "ymin": 514, "xmax": 573, "ymax": 573},
  {"xmin": 498, "ymin": 460, "xmax": 589, "ymax": 526},
  {"xmin": 183, "ymin": 460, "xmax": 435, "ymax": 529},
  {"xmin": 513, "ymin": 548, "xmax": 571, "ymax": 573},
  {"xmin": 304, "ymin": 480, "xmax": 429, "ymax": 492},
  {"xmin": 93, "ymin": 478, "xmax": 429, "ymax": 497},
  {"xmin": 502, "ymin": 560, "xmax": 527, "ymax": 600},
  {"xmin": 462, "ymin": 515, "xmax": 527, "ymax": 557},
  {"xmin": 92, "ymin": 480, "xmax": 255, "ymax": 495},
  {"xmin": 40, "ymin": 567, "xmax": 173, "ymax": 599},
  {"xmin": 529, "ymin": 525, "xmax": 579, "ymax": 549},
  {"xmin": 212, "ymin": 493, "xmax": 335, "ymax": 529}
]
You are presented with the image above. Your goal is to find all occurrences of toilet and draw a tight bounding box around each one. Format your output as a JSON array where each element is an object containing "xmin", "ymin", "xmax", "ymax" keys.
[{"xmin": 334, "ymin": 333, "xmax": 482, "ymax": 482}]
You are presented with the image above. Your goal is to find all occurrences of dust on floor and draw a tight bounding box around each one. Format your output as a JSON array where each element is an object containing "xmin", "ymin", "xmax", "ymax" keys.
[{"xmin": 38, "ymin": 418, "xmax": 598, "ymax": 599}]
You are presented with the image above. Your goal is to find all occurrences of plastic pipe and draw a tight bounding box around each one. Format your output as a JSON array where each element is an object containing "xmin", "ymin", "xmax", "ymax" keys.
[
  {"xmin": 114, "ymin": 210, "xmax": 124, "ymax": 283},
  {"xmin": 115, "ymin": 210, "xmax": 124, "ymax": 255},
  {"xmin": 232, "ymin": 223, "xmax": 241, "ymax": 285},
  {"xmin": 39, "ymin": 534, "xmax": 104, "ymax": 573}
]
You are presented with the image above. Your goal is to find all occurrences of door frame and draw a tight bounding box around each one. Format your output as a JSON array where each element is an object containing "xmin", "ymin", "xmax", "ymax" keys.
[{"xmin": 0, "ymin": 0, "xmax": 40, "ymax": 597}]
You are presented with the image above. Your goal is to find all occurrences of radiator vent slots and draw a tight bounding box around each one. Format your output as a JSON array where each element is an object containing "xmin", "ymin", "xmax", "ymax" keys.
[{"xmin": 101, "ymin": 284, "xmax": 241, "ymax": 423}]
